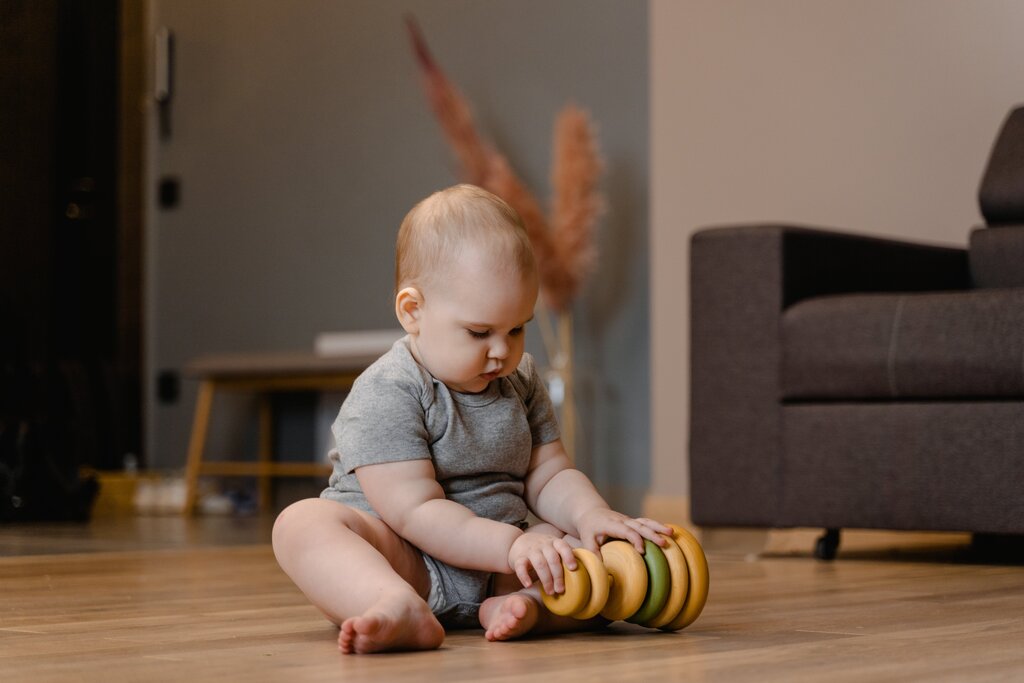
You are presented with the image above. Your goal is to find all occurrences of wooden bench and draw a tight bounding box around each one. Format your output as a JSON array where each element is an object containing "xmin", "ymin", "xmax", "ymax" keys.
[{"xmin": 181, "ymin": 350, "xmax": 382, "ymax": 515}]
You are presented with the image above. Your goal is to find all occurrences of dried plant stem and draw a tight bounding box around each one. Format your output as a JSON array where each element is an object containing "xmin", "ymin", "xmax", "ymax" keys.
[
  {"xmin": 406, "ymin": 18, "xmax": 600, "ymax": 462},
  {"xmin": 535, "ymin": 302, "xmax": 560, "ymax": 368},
  {"xmin": 548, "ymin": 104, "xmax": 604, "ymax": 312},
  {"xmin": 558, "ymin": 310, "xmax": 576, "ymax": 462}
]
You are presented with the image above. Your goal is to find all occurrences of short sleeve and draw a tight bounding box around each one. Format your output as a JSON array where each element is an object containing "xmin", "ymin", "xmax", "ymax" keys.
[
  {"xmin": 333, "ymin": 369, "xmax": 432, "ymax": 475},
  {"xmin": 515, "ymin": 353, "xmax": 561, "ymax": 447}
]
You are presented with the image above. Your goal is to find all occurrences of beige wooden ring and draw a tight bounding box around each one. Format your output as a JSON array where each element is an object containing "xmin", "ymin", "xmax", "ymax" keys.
[
  {"xmin": 571, "ymin": 548, "xmax": 610, "ymax": 620},
  {"xmin": 661, "ymin": 523, "xmax": 709, "ymax": 631},
  {"xmin": 645, "ymin": 533, "xmax": 690, "ymax": 628},
  {"xmin": 540, "ymin": 549, "xmax": 592, "ymax": 617},
  {"xmin": 599, "ymin": 540, "xmax": 648, "ymax": 621}
]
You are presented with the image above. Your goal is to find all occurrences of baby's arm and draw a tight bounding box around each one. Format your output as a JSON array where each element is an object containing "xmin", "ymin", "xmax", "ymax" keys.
[
  {"xmin": 524, "ymin": 439, "xmax": 670, "ymax": 553},
  {"xmin": 357, "ymin": 458, "xmax": 576, "ymax": 580}
]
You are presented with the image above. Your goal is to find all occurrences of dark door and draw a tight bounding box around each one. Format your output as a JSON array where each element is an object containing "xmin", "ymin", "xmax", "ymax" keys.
[{"xmin": 1, "ymin": 0, "xmax": 141, "ymax": 518}]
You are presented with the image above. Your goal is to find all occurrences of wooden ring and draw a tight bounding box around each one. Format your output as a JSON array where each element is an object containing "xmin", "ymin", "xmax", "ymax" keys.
[
  {"xmin": 540, "ymin": 549, "xmax": 591, "ymax": 617},
  {"xmin": 627, "ymin": 539, "xmax": 672, "ymax": 625},
  {"xmin": 661, "ymin": 524, "xmax": 709, "ymax": 631},
  {"xmin": 645, "ymin": 533, "xmax": 690, "ymax": 628},
  {"xmin": 599, "ymin": 540, "xmax": 648, "ymax": 621},
  {"xmin": 571, "ymin": 548, "xmax": 610, "ymax": 620}
]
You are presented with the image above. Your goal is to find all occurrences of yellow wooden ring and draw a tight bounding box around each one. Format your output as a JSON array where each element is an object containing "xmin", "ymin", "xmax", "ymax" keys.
[
  {"xmin": 645, "ymin": 533, "xmax": 689, "ymax": 628},
  {"xmin": 599, "ymin": 540, "xmax": 648, "ymax": 621},
  {"xmin": 571, "ymin": 548, "xmax": 610, "ymax": 620},
  {"xmin": 661, "ymin": 524, "xmax": 709, "ymax": 631},
  {"xmin": 540, "ymin": 549, "xmax": 592, "ymax": 617}
]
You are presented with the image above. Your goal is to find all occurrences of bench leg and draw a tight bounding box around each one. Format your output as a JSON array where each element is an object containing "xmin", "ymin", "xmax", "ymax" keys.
[
  {"xmin": 183, "ymin": 380, "xmax": 215, "ymax": 515},
  {"xmin": 258, "ymin": 394, "xmax": 273, "ymax": 511}
]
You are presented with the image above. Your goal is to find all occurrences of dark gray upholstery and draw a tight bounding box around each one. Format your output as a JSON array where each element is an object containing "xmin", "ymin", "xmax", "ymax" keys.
[
  {"xmin": 979, "ymin": 107, "xmax": 1024, "ymax": 226},
  {"xmin": 782, "ymin": 289, "xmax": 1024, "ymax": 399},
  {"xmin": 780, "ymin": 403, "xmax": 1024, "ymax": 533},
  {"xmin": 689, "ymin": 106, "xmax": 1024, "ymax": 535},
  {"xmin": 970, "ymin": 226, "xmax": 1024, "ymax": 287}
]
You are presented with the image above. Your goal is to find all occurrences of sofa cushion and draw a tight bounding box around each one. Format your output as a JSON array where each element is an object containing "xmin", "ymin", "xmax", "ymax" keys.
[
  {"xmin": 970, "ymin": 226, "xmax": 1024, "ymax": 288},
  {"xmin": 782, "ymin": 289, "xmax": 1024, "ymax": 399}
]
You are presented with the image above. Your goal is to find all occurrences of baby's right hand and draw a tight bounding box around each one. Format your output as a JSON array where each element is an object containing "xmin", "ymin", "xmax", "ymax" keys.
[{"xmin": 508, "ymin": 531, "xmax": 577, "ymax": 596}]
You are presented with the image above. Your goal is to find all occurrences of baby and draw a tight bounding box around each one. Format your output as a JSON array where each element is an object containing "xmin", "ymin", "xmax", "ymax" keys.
[{"xmin": 272, "ymin": 184, "xmax": 669, "ymax": 654}]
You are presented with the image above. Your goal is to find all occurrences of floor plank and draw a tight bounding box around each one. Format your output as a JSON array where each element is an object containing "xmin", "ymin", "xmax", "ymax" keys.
[{"xmin": 2, "ymin": 519, "xmax": 1023, "ymax": 682}]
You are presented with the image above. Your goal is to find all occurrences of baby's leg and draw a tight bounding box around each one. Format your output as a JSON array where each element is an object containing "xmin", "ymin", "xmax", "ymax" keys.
[
  {"xmin": 479, "ymin": 523, "xmax": 606, "ymax": 641},
  {"xmin": 272, "ymin": 498, "xmax": 443, "ymax": 654}
]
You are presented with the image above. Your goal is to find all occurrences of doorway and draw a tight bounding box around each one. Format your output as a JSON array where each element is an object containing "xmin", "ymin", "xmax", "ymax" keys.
[{"xmin": 0, "ymin": 0, "xmax": 144, "ymax": 518}]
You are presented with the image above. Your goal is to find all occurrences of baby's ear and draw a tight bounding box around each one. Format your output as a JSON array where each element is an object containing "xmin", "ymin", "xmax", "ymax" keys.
[{"xmin": 395, "ymin": 287, "xmax": 423, "ymax": 333}]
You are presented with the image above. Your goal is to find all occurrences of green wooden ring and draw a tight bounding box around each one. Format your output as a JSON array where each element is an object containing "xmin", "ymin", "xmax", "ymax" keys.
[
  {"xmin": 626, "ymin": 539, "xmax": 671, "ymax": 625},
  {"xmin": 646, "ymin": 533, "xmax": 690, "ymax": 629}
]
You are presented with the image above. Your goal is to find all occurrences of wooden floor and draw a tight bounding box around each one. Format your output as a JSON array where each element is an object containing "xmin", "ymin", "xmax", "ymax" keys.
[{"xmin": 2, "ymin": 517, "xmax": 1023, "ymax": 682}]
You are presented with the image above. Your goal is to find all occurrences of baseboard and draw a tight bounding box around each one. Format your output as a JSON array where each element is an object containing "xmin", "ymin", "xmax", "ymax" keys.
[
  {"xmin": 641, "ymin": 492, "xmax": 693, "ymax": 528},
  {"xmin": 641, "ymin": 493, "xmax": 772, "ymax": 553},
  {"xmin": 639, "ymin": 492, "xmax": 978, "ymax": 558}
]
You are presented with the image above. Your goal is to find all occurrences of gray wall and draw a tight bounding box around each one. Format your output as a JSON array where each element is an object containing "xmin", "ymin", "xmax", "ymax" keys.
[{"xmin": 147, "ymin": 1, "xmax": 650, "ymax": 511}]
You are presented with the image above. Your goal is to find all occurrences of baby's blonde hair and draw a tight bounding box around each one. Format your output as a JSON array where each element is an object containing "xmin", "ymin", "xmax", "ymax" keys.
[{"xmin": 395, "ymin": 184, "xmax": 537, "ymax": 293}]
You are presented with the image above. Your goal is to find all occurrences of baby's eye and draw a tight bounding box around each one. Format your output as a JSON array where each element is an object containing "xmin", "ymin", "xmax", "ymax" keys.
[
  {"xmin": 467, "ymin": 329, "xmax": 490, "ymax": 339},
  {"xmin": 509, "ymin": 326, "xmax": 525, "ymax": 337}
]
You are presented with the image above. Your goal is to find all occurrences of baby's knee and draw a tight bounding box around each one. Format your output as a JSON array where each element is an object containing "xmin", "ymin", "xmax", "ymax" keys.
[
  {"xmin": 273, "ymin": 499, "xmax": 311, "ymax": 552},
  {"xmin": 273, "ymin": 498, "xmax": 352, "ymax": 548}
]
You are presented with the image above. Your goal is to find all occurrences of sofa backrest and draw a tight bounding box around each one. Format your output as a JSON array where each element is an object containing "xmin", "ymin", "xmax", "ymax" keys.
[
  {"xmin": 979, "ymin": 106, "xmax": 1024, "ymax": 227},
  {"xmin": 971, "ymin": 106, "xmax": 1024, "ymax": 288}
]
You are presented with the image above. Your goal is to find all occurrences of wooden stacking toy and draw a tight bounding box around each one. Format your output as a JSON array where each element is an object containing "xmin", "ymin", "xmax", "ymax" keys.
[{"xmin": 540, "ymin": 523, "xmax": 709, "ymax": 631}]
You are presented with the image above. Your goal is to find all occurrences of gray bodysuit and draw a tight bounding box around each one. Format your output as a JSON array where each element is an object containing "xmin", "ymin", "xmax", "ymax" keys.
[{"xmin": 321, "ymin": 336, "xmax": 560, "ymax": 626}]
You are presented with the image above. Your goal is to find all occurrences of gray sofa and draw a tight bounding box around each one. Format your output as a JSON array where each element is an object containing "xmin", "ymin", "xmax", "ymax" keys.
[{"xmin": 689, "ymin": 106, "xmax": 1024, "ymax": 558}]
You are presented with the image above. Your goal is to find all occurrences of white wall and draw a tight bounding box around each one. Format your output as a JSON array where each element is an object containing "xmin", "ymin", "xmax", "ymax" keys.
[{"xmin": 651, "ymin": 0, "xmax": 1024, "ymax": 504}]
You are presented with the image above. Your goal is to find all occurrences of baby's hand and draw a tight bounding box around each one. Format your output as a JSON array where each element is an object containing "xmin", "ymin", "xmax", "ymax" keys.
[
  {"xmin": 507, "ymin": 531, "xmax": 577, "ymax": 596},
  {"xmin": 575, "ymin": 509, "xmax": 672, "ymax": 554}
]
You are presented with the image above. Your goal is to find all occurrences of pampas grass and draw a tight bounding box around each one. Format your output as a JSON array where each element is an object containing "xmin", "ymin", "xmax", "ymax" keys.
[
  {"xmin": 406, "ymin": 18, "xmax": 606, "ymax": 459},
  {"xmin": 405, "ymin": 16, "xmax": 604, "ymax": 313},
  {"xmin": 549, "ymin": 104, "xmax": 604, "ymax": 312},
  {"xmin": 405, "ymin": 17, "xmax": 492, "ymax": 185}
]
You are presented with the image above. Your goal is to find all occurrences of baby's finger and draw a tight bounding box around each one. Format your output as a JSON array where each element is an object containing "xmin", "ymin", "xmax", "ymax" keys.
[
  {"xmin": 554, "ymin": 538, "xmax": 577, "ymax": 571},
  {"xmin": 636, "ymin": 517, "xmax": 673, "ymax": 537},
  {"xmin": 632, "ymin": 519, "xmax": 671, "ymax": 546},
  {"xmin": 515, "ymin": 558, "xmax": 534, "ymax": 589},
  {"xmin": 581, "ymin": 533, "xmax": 602, "ymax": 554},
  {"xmin": 615, "ymin": 520, "xmax": 646, "ymax": 552},
  {"xmin": 532, "ymin": 553, "xmax": 556, "ymax": 595},
  {"xmin": 563, "ymin": 534, "xmax": 584, "ymax": 550},
  {"xmin": 541, "ymin": 545, "xmax": 565, "ymax": 594}
]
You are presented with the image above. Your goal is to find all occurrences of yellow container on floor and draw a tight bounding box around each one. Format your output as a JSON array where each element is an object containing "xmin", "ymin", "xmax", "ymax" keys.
[{"xmin": 88, "ymin": 470, "xmax": 153, "ymax": 516}]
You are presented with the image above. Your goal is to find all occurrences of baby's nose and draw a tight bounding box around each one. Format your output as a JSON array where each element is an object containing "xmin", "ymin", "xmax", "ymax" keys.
[{"xmin": 489, "ymin": 339, "xmax": 509, "ymax": 359}]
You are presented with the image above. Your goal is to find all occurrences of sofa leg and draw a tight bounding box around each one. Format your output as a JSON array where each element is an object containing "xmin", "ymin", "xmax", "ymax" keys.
[
  {"xmin": 971, "ymin": 533, "xmax": 1024, "ymax": 562},
  {"xmin": 814, "ymin": 528, "xmax": 841, "ymax": 560}
]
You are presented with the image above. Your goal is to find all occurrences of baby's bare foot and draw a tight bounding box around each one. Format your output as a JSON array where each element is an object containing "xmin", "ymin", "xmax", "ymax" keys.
[
  {"xmin": 479, "ymin": 592, "xmax": 540, "ymax": 641},
  {"xmin": 337, "ymin": 595, "xmax": 444, "ymax": 654}
]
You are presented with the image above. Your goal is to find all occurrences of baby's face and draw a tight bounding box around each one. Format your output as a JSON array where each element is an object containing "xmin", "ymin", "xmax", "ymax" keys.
[{"xmin": 409, "ymin": 247, "xmax": 538, "ymax": 394}]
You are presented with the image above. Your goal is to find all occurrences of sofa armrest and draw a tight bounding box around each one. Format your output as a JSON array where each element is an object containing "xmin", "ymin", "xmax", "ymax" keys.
[
  {"xmin": 688, "ymin": 224, "xmax": 968, "ymax": 528},
  {"xmin": 690, "ymin": 226, "xmax": 786, "ymax": 527}
]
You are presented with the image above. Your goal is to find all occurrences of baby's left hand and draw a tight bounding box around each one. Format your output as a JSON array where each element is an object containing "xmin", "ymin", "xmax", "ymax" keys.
[{"xmin": 574, "ymin": 509, "xmax": 672, "ymax": 554}]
